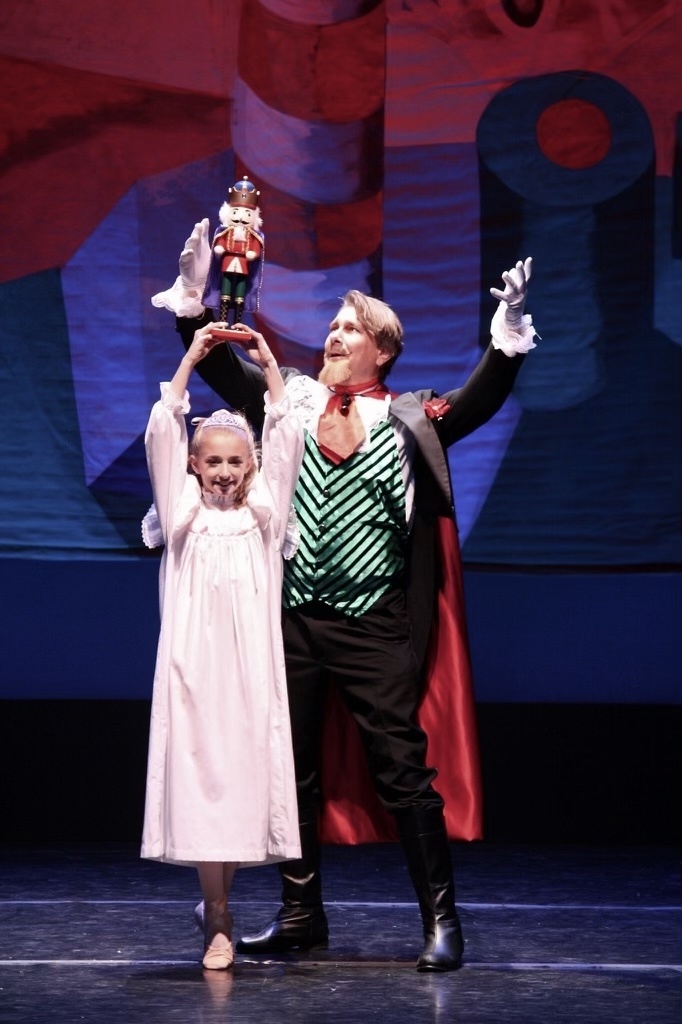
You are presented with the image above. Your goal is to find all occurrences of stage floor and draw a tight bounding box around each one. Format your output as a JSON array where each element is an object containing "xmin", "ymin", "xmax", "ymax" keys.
[{"xmin": 1, "ymin": 842, "xmax": 680, "ymax": 1023}]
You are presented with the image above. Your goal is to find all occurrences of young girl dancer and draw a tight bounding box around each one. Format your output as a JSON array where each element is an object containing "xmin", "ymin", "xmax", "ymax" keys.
[{"xmin": 140, "ymin": 323, "xmax": 303, "ymax": 970}]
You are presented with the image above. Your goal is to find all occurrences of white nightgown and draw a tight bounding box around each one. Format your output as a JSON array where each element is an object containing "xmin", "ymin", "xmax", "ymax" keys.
[{"xmin": 141, "ymin": 383, "xmax": 303, "ymax": 867}]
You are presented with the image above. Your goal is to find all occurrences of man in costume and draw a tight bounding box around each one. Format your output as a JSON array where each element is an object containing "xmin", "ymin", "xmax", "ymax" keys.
[{"xmin": 156, "ymin": 223, "xmax": 536, "ymax": 971}]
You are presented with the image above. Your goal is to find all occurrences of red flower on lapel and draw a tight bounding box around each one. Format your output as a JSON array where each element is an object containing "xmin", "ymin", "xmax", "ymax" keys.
[{"xmin": 422, "ymin": 397, "xmax": 450, "ymax": 420}]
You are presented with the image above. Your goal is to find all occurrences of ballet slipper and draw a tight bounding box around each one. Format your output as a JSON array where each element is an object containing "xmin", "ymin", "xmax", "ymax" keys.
[
  {"xmin": 202, "ymin": 901, "xmax": 234, "ymax": 971},
  {"xmin": 202, "ymin": 935, "xmax": 234, "ymax": 971}
]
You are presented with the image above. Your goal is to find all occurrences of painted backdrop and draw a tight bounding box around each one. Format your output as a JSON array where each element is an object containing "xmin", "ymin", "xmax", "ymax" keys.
[{"xmin": 0, "ymin": 1, "xmax": 680, "ymax": 702}]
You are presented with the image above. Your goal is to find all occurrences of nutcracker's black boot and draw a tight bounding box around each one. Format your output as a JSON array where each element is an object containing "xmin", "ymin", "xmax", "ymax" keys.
[
  {"xmin": 235, "ymin": 817, "xmax": 328, "ymax": 953},
  {"xmin": 219, "ymin": 295, "xmax": 230, "ymax": 323},
  {"xmin": 234, "ymin": 297, "xmax": 244, "ymax": 324},
  {"xmin": 396, "ymin": 805, "xmax": 464, "ymax": 972}
]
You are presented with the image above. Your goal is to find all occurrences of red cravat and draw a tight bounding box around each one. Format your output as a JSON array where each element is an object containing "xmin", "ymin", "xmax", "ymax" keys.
[{"xmin": 317, "ymin": 379, "xmax": 390, "ymax": 465}]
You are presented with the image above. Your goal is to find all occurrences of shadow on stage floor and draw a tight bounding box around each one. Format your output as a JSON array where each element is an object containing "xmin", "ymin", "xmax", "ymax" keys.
[{"xmin": 1, "ymin": 842, "xmax": 680, "ymax": 1023}]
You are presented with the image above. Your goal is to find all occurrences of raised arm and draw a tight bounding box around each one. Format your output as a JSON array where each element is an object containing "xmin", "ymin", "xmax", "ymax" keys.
[
  {"xmin": 151, "ymin": 217, "xmax": 212, "ymax": 319},
  {"xmin": 219, "ymin": 324, "xmax": 303, "ymax": 542},
  {"xmin": 145, "ymin": 327, "xmax": 229, "ymax": 535},
  {"xmin": 432, "ymin": 257, "xmax": 537, "ymax": 448},
  {"xmin": 220, "ymin": 323, "xmax": 286, "ymax": 405},
  {"xmin": 488, "ymin": 256, "xmax": 536, "ymax": 358},
  {"xmin": 168, "ymin": 324, "xmax": 228, "ymax": 399},
  {"xmin": 175, "ymin": 314, "xmax": 269, "ymax": 430}
]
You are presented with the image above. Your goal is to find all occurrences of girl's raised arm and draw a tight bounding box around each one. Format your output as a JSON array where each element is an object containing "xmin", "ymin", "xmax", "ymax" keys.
[
  {"xmin": 168, "ymin": 323, "xmax": 227, "ymax": 398},
  {"xmin": 221, "ymin": 325, "xmax": 285, "ymax": 404}
]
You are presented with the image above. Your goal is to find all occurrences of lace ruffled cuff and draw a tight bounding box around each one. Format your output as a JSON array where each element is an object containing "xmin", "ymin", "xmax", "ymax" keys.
[
  {"xmin": 151, "ymin": 276, "xmax": 206, "ymax": 318},
  {"xmin": 282, "ymin": 504, "xmax": 300, "ymax": 560},
  {"xmin": 263, "ymin": 391, "xmax": 292, "ymax": 420},
  {"xmin": 159, "ymin": 382, "xmax": 190, "ymax": 414},
  {"xmin": 141, "ymin": 504, "xmax": 163, "ymax": 549},
  {"xmin": 490, "ymin": 301, "xmax": 538, "ymax": 356}
]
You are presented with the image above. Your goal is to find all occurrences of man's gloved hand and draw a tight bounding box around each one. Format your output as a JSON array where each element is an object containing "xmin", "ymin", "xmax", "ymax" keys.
[
  {"xmin": 489, "ymin": 256, "xmax": 537, "ymax": 356},
  {"xmin": 179, "ymin": 218, "xmax": 211, "ymax": 292},
  {"xmin": 489, "ymin": 256, "xmax": 532, "ymax": 326},
  {"xmin": 151, "ymin": 218, "xmax": 211, "ymax": 317}
]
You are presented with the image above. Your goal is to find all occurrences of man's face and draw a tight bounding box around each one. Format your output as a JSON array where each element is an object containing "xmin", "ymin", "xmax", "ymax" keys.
[{"xmin": 320, "ymin": 305, "xmax": 389, "ymax": 386}]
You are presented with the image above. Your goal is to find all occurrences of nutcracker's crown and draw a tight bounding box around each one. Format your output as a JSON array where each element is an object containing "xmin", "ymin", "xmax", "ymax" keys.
[{"xmin": 228, "ymin": 176, "xmax": 260, "ymax": 209}]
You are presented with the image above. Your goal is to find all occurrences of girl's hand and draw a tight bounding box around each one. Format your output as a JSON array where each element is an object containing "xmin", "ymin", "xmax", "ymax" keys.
[
  {"xmin": 185, "ymin": 323, "xmax": 226, "ymax": 365},
  {"xmin": 222, "ymin": 323, "xmax": 286, "ymax": 404},
  {"xmin": 169, "ymin": 323, "xmax": 225, "ymax": 399},
  {"xmin": 223, "ymin": 323, "xmax": 277, "ymax": 371}
]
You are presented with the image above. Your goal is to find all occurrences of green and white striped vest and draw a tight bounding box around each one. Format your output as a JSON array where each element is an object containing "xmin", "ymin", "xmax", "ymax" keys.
[{"xmin": 283, "ymin": 419, "xmax": 407, "ymax": 617}]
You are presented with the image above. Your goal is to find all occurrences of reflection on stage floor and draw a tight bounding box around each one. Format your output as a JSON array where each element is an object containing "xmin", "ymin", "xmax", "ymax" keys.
[{"xmin": 1, "ymin": 842, "xmax": 679, "ymax": 1023}]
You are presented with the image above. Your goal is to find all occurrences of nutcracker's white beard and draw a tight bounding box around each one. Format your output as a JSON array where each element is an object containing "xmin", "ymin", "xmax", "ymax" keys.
[{"xmin": 318, "ymin": 358, "xmax": 351, "ymax": 387}]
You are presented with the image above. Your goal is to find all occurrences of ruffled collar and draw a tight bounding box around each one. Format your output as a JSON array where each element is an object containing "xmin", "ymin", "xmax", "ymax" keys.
[{"xmin": 201, "ymin": 490, "xmax": 240, "ymax": 510}]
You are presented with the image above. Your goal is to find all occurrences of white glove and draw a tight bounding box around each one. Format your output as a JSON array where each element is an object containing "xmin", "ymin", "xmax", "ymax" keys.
[
  {"xmin": 489, "ymin": 257, "xmax": 537, "ymax": 356},
  {"xmin": 489, "ymin": 257, "xmax": 532, "ymax": 326},
  {"xmin": 151, "ymin": 218, "xmax": 211, "ymax": 317},
  {"xmin": 178, "ymin": 218, "xmax": 211, "ymax": 291}
]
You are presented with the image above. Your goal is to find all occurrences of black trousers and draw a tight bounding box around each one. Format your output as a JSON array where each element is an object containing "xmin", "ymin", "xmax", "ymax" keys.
[{"xmin": 282, "ymin": 589, "xmax": 444, "ymax": 815}]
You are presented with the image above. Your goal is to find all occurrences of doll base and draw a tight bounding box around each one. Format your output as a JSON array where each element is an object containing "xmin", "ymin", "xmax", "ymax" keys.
[{"xmin": 210, "ymin": 325, "xmax": 249, "ymax": 343}]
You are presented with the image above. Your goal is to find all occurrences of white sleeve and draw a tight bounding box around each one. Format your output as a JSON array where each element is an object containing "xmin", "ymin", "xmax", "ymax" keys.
[
  {"xmin": 260, "ymin": 393, "xmax": 304, "ymax": 549},
  {"xmin": 144, "ymin": 384, "xmax": 191, "ymax": 544}
]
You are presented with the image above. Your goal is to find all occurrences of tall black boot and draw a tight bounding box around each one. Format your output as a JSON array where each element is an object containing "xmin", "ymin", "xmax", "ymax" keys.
[
  {"xmin": 395, "ymin": 805, "xmax": 464, "ymax": 972},
  {"xmin": 235, "ymin": 816, "xmax": 328, "ymax": 953}
]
